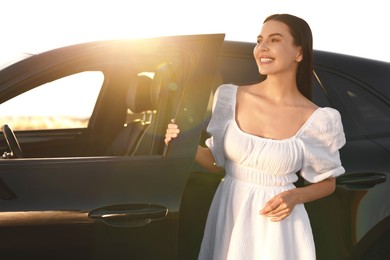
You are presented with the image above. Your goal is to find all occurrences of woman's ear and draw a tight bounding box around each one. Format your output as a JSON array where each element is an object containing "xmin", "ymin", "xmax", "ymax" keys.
[{"xmin": 296, "ymin": 47, "xmax": 303, "ymax": 62}]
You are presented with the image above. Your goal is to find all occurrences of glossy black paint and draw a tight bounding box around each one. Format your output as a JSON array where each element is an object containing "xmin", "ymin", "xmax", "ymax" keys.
[
  {"xmin": 0, "ymin": 38, "xmax": 389, "ymax": 260},
  {"xmin": 0, "ymin": 34, "xmax": 225, "ymax": 259}
]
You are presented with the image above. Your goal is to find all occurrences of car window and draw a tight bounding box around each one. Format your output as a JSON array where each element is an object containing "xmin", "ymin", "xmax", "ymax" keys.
[
  {"xmin": 0, "ymin": 71, "xmax": 103, "ymax": 130},
  {"xmin": 312, "ymin": 72, "xmax": 331, "ymax": 108},
  {"xmin": 317, "ymin": 69, "xmax": 390, "ymax": 137}
]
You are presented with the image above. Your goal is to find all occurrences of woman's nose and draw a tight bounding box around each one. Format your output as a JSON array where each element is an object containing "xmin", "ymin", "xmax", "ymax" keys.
[
  {"xmin": 255, "ymin": 41, "xmax": 268, "ymax": 55},
  {"xmin": 259, "ymin": 41, "xmax": 268, "ymax": 51}
]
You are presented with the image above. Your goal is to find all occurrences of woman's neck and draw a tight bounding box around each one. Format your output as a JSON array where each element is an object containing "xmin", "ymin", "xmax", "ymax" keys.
[{"xmin": 257, "ymin": 75, "xmax": 302, "ymax": 106}]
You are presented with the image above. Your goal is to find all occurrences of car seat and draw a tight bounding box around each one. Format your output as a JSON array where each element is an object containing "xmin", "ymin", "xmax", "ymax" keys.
[
  {"xmin": 106, "ymin": 74, "xmax": 155, "ymax": 155},
  {"xmin": 131, "ymin": 63, "xmax": 177, "ymax": 156}
]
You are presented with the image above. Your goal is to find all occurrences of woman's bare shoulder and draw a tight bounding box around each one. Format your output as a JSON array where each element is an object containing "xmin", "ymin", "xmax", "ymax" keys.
[{"xmin": 237, "ymin": 82, "xmax": 263, "ymax": 96}]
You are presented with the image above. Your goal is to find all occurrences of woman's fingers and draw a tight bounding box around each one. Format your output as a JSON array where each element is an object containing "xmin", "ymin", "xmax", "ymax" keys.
[
  {"xmin": 270, "ymin": 212, "xmax": 291, "ymax": 222},
  {"xmin": 164, "ymin": 137, "xmax": 171, "ymax": 145},
  {"xmin": 166, "ymin": 124, "xmax": 180, "ymax": 135},
  {"xmin": 259, "ymin": 196, "xmax": 280, "ymax": 215},
  {"xmin": 259, "ymin": 190, "xmax": 296, "ymax": 222},
  {"xmin": 260, "ymin": 203, "xmax": 292, "ymax": 222},
  {"xmin": 266, "ymin": 208, "xmax": 291, "ymax": 221},
  {"xmin": 167, "ymin": 123, "xmax": 179, "ymax": 130},
  {"xmin": 164, "ymin": 122, "xmax": 180, "ymax": 145}
]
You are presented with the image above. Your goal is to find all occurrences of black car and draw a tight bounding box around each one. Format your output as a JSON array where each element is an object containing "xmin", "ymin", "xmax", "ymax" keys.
[{"xmin": 0, "ymin": 34, "xmax": 389, "ymax": 260}]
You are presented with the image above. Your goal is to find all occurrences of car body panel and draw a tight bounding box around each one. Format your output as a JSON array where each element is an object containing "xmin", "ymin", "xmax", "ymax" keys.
[{"xmin": 0, "ymin": 34, "xmax": 225, "ymax": 259}]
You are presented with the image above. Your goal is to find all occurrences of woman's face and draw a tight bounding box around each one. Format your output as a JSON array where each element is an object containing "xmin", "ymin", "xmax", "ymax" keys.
[{"xmin": 253, "ymin": 20, "xmax": 302, "ymax": 76}]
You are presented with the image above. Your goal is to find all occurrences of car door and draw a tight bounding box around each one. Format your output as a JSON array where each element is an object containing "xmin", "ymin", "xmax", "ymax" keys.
[
  {"xmin": 308, "ymin": 52, "xmax": 390, "ymax": 260},
  {"xmin": 0, "ymin": 34, "xmax": 224, "ymax": 259}
]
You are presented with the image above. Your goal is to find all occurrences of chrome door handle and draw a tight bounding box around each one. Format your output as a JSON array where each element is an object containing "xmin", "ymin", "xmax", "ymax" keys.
[
  {"xmin": 336, "ymin": 173, "xmax": 386, "ymax": 189},
  {"xmin": 88, "ymin": 204, "xmax": 168, "ymax": 227}
]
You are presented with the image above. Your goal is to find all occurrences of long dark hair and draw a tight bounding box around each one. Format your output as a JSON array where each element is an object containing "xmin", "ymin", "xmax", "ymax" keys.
[{"xmin": 264, "ymin": 14, "xmax": 313, "ymax": 100}]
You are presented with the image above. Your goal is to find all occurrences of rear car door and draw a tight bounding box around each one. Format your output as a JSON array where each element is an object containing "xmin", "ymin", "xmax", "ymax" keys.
[
  {"xmin": 308, "ymin": 52, "xmax": 390, "ymax": 260},
  {"xmin": 0, "ymin": 34, "xmax": 224, "ymax": 259}
]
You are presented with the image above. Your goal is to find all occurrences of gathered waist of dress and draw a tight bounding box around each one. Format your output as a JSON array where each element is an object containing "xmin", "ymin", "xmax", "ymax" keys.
[{"xmin": 225, "ymin": 161, "xmax": 299, "ymax": 187}]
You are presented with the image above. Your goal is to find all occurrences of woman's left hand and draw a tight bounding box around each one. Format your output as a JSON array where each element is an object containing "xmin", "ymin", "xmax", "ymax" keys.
[{"xmin": 259, "ymin": 190, "xmax": 298, "ymax": 222}]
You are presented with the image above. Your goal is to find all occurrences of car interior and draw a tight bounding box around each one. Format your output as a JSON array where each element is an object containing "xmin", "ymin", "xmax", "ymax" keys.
[
  {"xmin": 0, "ymin": 60, "xmax": 181, "ymax": 160},
  {"xmin": 105, "ymin": 74, "xmax": 154, "ymax": 156}
]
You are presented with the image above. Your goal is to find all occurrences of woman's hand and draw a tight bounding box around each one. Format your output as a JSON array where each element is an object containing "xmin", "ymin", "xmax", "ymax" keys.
[
  {"xmin": 259, "ymin": 190, "xmax": 298, "ymax": 222},
  {"xmin": 165, "ymin": 119, "xmax": 223, "ymax": 173},
  {"xmin": 165, "ymin": 119, "xmax": 180, "ymax": 145},
  {"xmin": 259, "ymin": 177, "xmax": 336, "ymax": 222}
]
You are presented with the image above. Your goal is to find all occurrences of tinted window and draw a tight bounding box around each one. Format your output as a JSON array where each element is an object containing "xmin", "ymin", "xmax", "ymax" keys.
[
  {"xmin": 316, "ymin": 68, "xmax": 390, "ymax": 137},
  {"xmin": 312, "ymin": 71, "xmax": 331, "ymax": 108}
]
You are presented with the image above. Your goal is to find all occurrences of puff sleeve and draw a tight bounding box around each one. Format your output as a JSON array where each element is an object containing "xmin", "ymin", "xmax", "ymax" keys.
[
  {"xmin": 205, "ymin": 84, "xmax": 237, "ymax": 167},
  {"xmin": 300, "ymin": 107, "xmax": 346, "ymax": 183}
]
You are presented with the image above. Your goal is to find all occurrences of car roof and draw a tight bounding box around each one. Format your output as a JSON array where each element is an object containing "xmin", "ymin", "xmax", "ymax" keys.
[{"xmin": 2, "ymin": 38, "xmax": 389, "ymax": 100}]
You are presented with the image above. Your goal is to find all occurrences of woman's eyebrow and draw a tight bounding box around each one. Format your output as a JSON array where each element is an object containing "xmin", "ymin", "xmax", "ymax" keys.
[{"xmin": 257, "ymin": 33, "xmax": 284, "ymax": 39}]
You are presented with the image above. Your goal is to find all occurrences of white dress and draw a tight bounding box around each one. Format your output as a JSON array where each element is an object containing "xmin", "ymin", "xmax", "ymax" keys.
[{"xmin": 198, "ymin": 84, "xmax": 346, "ymax": 260}]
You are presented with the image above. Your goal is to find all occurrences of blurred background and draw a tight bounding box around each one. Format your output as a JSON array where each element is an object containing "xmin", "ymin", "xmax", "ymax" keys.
[{"xmin": 1, "ymin": 0, "xmax": 388, "ymax": 63}]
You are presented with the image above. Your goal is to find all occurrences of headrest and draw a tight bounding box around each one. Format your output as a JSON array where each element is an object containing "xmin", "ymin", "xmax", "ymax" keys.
[
  {"xmin": 127, "ymin": 64, "xmax": 176, "ymax": 114},
  {"xmin": 149, "ymin": 63, "xmax": 177, "ymax": 107},
  {"xmin": 126, "ymin": 75, "xmax": 154, "ymax": 113}
]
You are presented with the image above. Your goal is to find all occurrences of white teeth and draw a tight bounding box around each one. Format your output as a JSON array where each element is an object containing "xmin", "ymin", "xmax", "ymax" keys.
[{"xmin": 260, "ymin": 58, "xmax": 273, "ymax": 63}]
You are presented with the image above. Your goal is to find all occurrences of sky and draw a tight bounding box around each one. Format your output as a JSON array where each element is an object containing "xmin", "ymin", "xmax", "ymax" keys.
[{"xmin": 0, "ymin": 0, "xmax": 389, "ymax": 64}]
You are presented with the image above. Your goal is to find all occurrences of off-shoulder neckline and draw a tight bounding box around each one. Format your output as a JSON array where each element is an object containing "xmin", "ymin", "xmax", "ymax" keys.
[{"xmin": 228, "ymin": 84, "xmax": 321, "ymax": 142}]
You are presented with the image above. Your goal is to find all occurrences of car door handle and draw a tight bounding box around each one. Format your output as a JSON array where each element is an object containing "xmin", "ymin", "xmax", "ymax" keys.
[
  {"xmin": 336, "ymin": 173, "xmax": 386, "ymax": 189},
  {"xmin": 88, "ymin": 204, "xmax": 168, "ymax": 227}
]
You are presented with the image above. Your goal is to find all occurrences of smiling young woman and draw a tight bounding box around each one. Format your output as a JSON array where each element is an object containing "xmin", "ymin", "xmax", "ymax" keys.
[{"xmin": 165, "ymin": 13, "xmax": 345, "ymax": 260}]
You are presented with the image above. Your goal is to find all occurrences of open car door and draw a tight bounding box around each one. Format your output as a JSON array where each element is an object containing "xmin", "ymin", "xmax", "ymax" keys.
[{"xmin": 0, "ymin": 34, "xmax": 225, "ymax": 259}]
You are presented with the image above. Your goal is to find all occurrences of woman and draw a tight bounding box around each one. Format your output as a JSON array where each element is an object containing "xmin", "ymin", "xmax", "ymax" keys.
[{"xmin": 165, "ymin": 14, "xmax": 345, "ymax": 260}]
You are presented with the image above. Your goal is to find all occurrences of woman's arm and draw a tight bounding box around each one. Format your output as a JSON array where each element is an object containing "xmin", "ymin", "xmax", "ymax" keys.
[
  {"xmin": 195, "ymin": 145, "xmax": 224, "ymax": 173},
  {"xmin": 260, "ymin": 177, "xmax": 336, "ymax": 222},
  {"xmin": 165, "ymin": 121, "xmax": 223, "ymax": 173}
]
